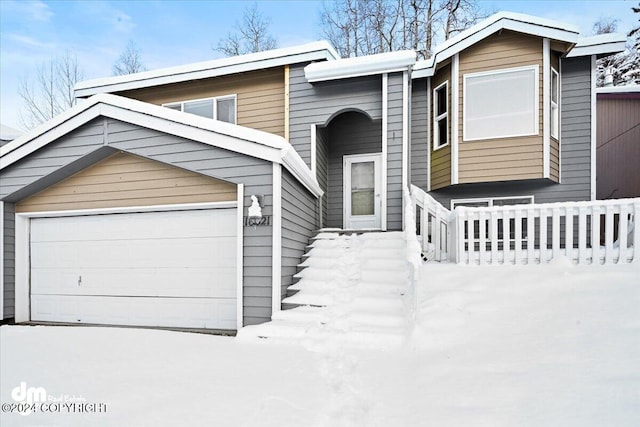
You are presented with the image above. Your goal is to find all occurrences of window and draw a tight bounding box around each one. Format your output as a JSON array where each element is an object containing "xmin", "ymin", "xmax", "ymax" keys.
[
  {"xmin": 433, "ymin": 81, "xmax": 448, "ymax": 149},
  {"xmin": 163, "ymin": 95, "xmax": 237, "ymax": 124},
  {"xmin": 551, "ymin": 68, "xmax": 559, "ymax": 139},
  {"xmin": 451, "ymin": 196, "xmax": 533, "ymax": 210},
  {"xmin": 463, "ymin": 65, "xmax": 538, "ymax": 141}
]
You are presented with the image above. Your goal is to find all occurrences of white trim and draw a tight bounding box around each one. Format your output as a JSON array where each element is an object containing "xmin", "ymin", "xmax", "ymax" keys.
[
  {"xmin": 451, "ymin": 195, "xmax": 535, "ymax": 210},
  {"xmin": 543, "ymin": 38, "xmax": 551, "ymax": 179},
  {"xmin": 566, "ymin": 33, "xmax": 626, "ymax": 58},
  {"xmin": 310, "ymin": 124, "xmax": 317, "ymax": 176},
  {"xmin": 75, "ymin": 42, "xmax": 340, "ymax": 97},
  {"xmin": 413, "ymin": 12, "xmax": 579, "ymax": 79},
  {"xmin": 461, "ymin": 64, "xmax": 540, "ymax": 142},
  {"xmin": 551, "ymin": 67, "xmax": 559, "ymax": 140},
  {"xmin": 426, "ymin": 78, "xmax": 431, "ymax": 191},
  {"xmin": 402, "ymin": 71, "xmax": 409, "ymax": 229},
  {"xmin": 381, "ymin": 74, "xmax": 388, "ymax": 231},
  {"xmin": 596, "ymin": 85, "xmax": 640, "ymax": 94},
  {"xmin": 0, "ymin": 200, "xmax": 3, "ymax": 320},
  {"xmin": 432, "ymin": 80, "xmax": 449, "ymax": 151},
  {"xmin": 0, "ymin": 94, "xmax": 323, "ymax": 198},
  {"xmin": 591, "ymin": 55, "xmax": 597, "ymax": 201},
  {"xmin": 271, "ymin": 163, "xmax": 282, "ymax": 316},
  {"xmin": 236, "ymin": 184, "xmax": 244, "ymax": 330},
  {"xmin": 14, "ymin": 202, "xmax": 241, "ymax": 326},
  {"xmin": 559, "ymin": 59, "xmax": 563, "ymax": 183},
  {"xmin": 451, "ymin": 54, "xmax": 459, "ymax": 185},
  {"xmin": 305, "ymin": 50, "xmax": 416, "ymax": 82},
  {"xmin": 343, "ymin": 153, "xmax": 383, "ymax": 230},
  {"xmin": 163, "ymin": 94, "xmax": 238, "ymax": 124}
]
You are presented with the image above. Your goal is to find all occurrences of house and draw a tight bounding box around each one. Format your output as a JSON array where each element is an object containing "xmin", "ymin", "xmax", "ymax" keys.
[
  {"xmin": 0, "ymin": 13, "xmax": 626, "ymax": 330},
  {"xmin": 595, "ymin": 85, "xmax": 640, "ymax": 199}
]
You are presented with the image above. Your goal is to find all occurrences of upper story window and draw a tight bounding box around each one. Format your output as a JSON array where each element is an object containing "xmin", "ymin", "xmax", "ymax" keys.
[
  {"xmin": 551, "ymin": 68, "xmax": 559, "ymax": 139},
  {"xmin": 463, "ymin": 65, "xmax": 538, "ymax": 141},
  {"xmin": 164, "ymin": 95, "xmax": 237, "ymax": 124},
  {"xmin": 433, "ymin": 81, "xmax": 449, "ymax": 150}
]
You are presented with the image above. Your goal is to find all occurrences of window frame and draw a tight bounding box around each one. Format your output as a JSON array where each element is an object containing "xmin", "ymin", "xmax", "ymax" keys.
[
  {"xmin": 550, "ymin": 67, "xmax": 559, "ymax": 139},
  {"xmin": 433, "ymin": 81, "xmax": 449, "ymax": 151},
  {"xmin": 462, "ymin": 65, "xmax": 539, "ymax": 142},
  {"xmin": 163, "ymin": 94, "xmax": 238, "ymax": 124},
  {"xmin": 451, "ymin": 195, "xmax": 534, "ymax": 210}
]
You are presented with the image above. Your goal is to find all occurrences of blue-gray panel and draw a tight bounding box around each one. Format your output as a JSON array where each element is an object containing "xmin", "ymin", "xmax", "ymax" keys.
[
  {"xmin": 386, "ymin": 73, "xmax": 404, "ymax": 230},
  {"xmin": 280, "ymin": 169, "xmax": 318, "ymax": 302},
  {"xmin": 316, "ymin": 127, "xmax": 329, "ymax": 228},
  {"xmin": 2, "ymin": 202, "xmax": 15, "ymax": 319}
]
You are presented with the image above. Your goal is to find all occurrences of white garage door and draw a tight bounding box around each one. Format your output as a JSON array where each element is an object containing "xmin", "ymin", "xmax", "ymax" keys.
[{"xmin": 30, "ymin": 208, "xmax": 237, "ymax": 330}]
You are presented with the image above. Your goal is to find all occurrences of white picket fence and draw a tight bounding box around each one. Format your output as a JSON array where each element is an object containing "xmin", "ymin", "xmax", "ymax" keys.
[{"xmin": 409, "ymin": 186, "xmax": 639, "ymax": 266}]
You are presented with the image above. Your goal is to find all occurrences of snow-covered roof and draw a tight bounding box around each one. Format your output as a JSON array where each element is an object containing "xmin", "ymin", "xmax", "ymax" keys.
[
  {"xmin": 413, "ymin": 12, "xmax": 580, "ymax": 78},
  {"xmin": 566, "ymin": 33, "xmax": 627, "ymax": 58},
  {"xmin": 596, "ymin": 85, "xmax": 640, "ymax": 94},
  {"xmin": 0, "ymin": 123, "xmax": 22, "ymax": 141},
  {"xmin": 0, "ymin": 94, "xmax": 322, "ymax": 197},
  {"xmin": 304, "ymin": 50, "xmax": 416, "ymax": 82},
  {"xmin": 74, "ymin": 41, "xmax": 340, "ymax": 98}
]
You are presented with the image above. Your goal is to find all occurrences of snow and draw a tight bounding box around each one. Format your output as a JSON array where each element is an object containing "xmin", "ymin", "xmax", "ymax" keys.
[{"xmin": 2, "ymin": 261, "xmax": 639, "ymax": 426}]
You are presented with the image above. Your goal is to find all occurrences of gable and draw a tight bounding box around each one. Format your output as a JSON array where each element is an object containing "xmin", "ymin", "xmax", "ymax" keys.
[{"xmin": 16, "ymin": 151, "xmax": 237, "ymax": 213}]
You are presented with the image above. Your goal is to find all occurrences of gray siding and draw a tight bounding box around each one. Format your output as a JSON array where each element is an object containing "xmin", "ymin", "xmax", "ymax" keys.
[
  {"xmin": 411, "ymin": 79, "xmax": 428, "ymax": 190},
  {"xmin": 0, "ymin": 118, "xmax": 275, "ymax": 326},
  {"xmin": 280, "ymin": 169, "xmax": 318, "ymax": 301},
  {"xmin": 2, "ymin": 202, "xmax": 15, "ymax": 319},
  {"xmin": 326, "ymin": 113, "xmax": 382, "ymax": 228},
  {"xmin": 289, "ymin": 64, "xmax": 382, "ymax": 168},
  {"xmin": 429, "ymin": 57, "xmax": 593, "ymax": 207},
  {"xmin": 386, "ymin": 72, "xmax": 405, "ymax": 230},
  {"xmin": 316, "ymin": 126, "xmax": 329, "ymax": 228}
]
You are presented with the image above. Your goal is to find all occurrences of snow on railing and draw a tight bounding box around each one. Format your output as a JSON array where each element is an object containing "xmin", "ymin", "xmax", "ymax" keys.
[
  {"xmin": 403, "ymin": 187, "xmax": 423, "ymax": 321},
  {"xmin": 454, "ymin": 198, "xmax": 640, "ymax": 265},
  {"xmin": 410, "ymin": 185, "xmax": 451, "ymax": 262}
]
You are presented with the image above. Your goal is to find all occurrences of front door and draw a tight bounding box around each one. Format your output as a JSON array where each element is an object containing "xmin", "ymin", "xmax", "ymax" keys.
[{"xmin": 344, "ymin": 154, "xmax": 382, "ymax": 229}]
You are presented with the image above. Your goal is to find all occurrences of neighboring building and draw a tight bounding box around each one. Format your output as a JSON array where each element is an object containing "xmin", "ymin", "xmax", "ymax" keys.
[
  {"xmin": 596, "ymin": 85, "xmax": 640, "ymax": 199},
  {"xmin": 0, "ymin": 13, "xmax": 626, "ymax": 329},
  {"xmin": 1, "ymin": 124, "xmax": 22, "ymax": 147}
]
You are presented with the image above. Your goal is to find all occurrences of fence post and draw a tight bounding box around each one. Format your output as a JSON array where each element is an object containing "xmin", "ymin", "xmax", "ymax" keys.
[
  {"xmin": 490, "ymin": 211, "xmax": 498, "ymax": 264},
  {"xmin": 592, "ymin": 205, "xmax": 601, "ymax": 265},
  {"xmin": 552, "ymin": 208, "xmax": 561, "ymax": 259},
  {"xmin": 618, "ymin": 204, "xmax": 628, "ymax": 264},
  {"xmin": 605, "ymin": 206, "xmax": 615, "ymax": 264},
  {"xmin": 578, "ymin": 207, "xmax": 588, "ymax": 265},
  {"xmin": 527, "ymin": 208, "xmax": 535, "ymax": 264},
  {"xmin": 565, "ymin": 207, "xmax": 574, "ymax": 261},
  {"xmin": 515, "ymin": 208, "xmax": 523, "ymax": 265},
  {"xmin": 540, "ymin": 208, "xmax": 548, "ymax": 263}
]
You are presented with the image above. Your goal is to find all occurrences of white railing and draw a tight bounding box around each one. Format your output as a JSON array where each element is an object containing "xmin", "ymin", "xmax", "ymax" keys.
[
  {"xmin": 454, "ymin": 198, "xmax": 639, "ymax": 265},
  {"xmin": 410, "ymin": 185, "xmax": 451, "ymax": 262}
]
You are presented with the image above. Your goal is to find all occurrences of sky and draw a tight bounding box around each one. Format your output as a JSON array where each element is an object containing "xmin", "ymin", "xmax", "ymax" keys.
[{"xmin": 1, "ymin": 0, "xmax": 638, "ymax": 132}]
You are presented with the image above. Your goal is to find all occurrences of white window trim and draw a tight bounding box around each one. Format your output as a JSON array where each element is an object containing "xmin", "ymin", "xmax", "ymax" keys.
[
  {"xmin": 433, "ymin": 81, "xmax": 449, "ymax": 151},
  {"xmin": 163, "ymin": 94, "xmax": 238, "ymax": 124},
  {"xmin": 451, "ymin": 195, "xmax": 534, "ymax": 210},
  {"xmin": 551, "ymin": 67, "xmax": 559, "ymax": 140},
  {"xmin": 462, "ymin": 65, "xmax": 540, "ymax": 142}
]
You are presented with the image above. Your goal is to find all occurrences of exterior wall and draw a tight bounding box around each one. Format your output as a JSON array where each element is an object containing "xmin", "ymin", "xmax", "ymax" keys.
[
  {"xmin": 458, "ymin": 31, "xmax": 544, "ymax": 183},
  {"xmin": 550, "ymin": 50, "xmax": 561, "ymax": 182},
  {"xmin": 316, "ymin": 126, "xmax": 329, "ymax": 228},
  {"xmin": 280, "ymin": 169, "xmax": 318, "ymax": 301},
  {"xmin": 117, "ymin": 68, "xmax": 285, "ymax": 137},
  {"xmin": 386, "ymin": 72, "xmax": 405, "ymax": 230},
  {"xmin": 431, "ymin": 63, "xmax": 452, "ymax": 189},
  {"xmin": 429, "ymin": 55, "xmax": 593, "ymax": 206},
  {"xmin": 289, "ymin": 64, "xmax": 382, "ymax": 168},
  {"xmin": 596, "ymin": 93, "xmax": 640, "ymax": 199},
  {"xmin": 411, "ymin": 79, "xmax": 428, "ymax": 190},
  {"xmin": 326, "ymin": 112, "xmax": 382, "ymax": 228},
  {"xmin": 16, "ymin": 152, "xmax": 237, "ymax": 212},
  {"xmin": 0, "ymin": 118, "xmax": 275, "ymax": 326},
  {"xmin": 2, "ymin": 202, "xmax": 15, "ymax": 319}
]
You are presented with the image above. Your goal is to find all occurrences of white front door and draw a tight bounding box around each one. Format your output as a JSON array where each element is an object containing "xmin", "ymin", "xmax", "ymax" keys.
[{"xmin": 344, "ymin": 154, "xmax": 382, "ymax": 229}]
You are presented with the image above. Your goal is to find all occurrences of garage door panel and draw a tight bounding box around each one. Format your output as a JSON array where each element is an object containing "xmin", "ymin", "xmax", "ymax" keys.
[
  {"xmin": 31, "ymin": 237, "xmax": 236, "ymax": 269},
  {"xmin": 29, "ymin": 208, "xmax": 238, "ymax": 330},
  {"xmin": 31, "ymin": 268, "xmax": 237, "ymax": 298},
  {"xmin": 31, "ymin": 295, "xmax": 237, "ymax": 329}
]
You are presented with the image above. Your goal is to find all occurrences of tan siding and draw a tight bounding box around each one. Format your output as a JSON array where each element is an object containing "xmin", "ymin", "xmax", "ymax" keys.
[
  {"xmin": 16, "ymin": 152, "xmax": 237, "ymax": 212},
  {"xmin": 458, "ymin": 30, "xmax": 544, "ymax": 183},
  {"xmin": 117, "ymin": 67, "xmax": 285, "ymax": 137},
  {"xmin": 430, "ymin": 62, "xmax": 452, "ymax": 189},
  {"xmin": 550, "ymin": 138, "xmax": 559, "ymax": 181}
]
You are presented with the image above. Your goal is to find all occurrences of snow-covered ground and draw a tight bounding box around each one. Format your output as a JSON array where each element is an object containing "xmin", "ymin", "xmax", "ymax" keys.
[{"xmin": 1, "ymin": 260, "xmax": 639, "ymax": 426}]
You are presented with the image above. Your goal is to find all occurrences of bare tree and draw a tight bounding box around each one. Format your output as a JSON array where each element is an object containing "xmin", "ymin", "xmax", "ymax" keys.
[
  {"xmin": 216, "ymin": 3, "xmax": 278, "ymax": 56},
  {"xmin": 592, "ymin": 17, "xmax": 618, "ymax": 35},
  {"xmin": 18, "ymin": 51, "xmax": 83, "ymax": 129},
  {"xmin": 113, "ymin": 40, "xmax": 147, "ymax": 76},
  {"xmin": 320, "ymin": 0, "xmax": 486, "ymax": 59}
]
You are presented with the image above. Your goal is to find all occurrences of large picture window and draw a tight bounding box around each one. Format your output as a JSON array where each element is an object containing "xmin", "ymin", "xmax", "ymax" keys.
[
  {"xmin": 433, "ymin": 81, "xmax": 449, "ymax": 150},
  {"xmin": 164, "ymin": 95, "xmax": 237, "ymax": 124},
  {"xmin": 463, "ymin": 65, "xmax": 538, "ymax": 141}
]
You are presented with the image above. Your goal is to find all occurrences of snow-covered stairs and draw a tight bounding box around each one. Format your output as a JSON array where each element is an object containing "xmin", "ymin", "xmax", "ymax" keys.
[{"xmin": 238, "ymin": 230, "xmax": 412, "ymax": 346}]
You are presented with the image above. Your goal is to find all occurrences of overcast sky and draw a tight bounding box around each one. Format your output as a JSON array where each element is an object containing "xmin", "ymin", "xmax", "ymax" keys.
[{"xmin": 1, "ymin": 0, "xmax": 637, "ymax": 132}]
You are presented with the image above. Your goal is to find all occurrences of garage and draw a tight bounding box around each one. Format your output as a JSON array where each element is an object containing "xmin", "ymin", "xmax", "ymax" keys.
[{"xmin": 29, "ymin": 207, "xmax": 238, "ymax": 330}]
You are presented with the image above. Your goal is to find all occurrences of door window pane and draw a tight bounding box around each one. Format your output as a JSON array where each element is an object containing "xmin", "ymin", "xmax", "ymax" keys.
[{"xmin": 351, "ymin": 162, "xmax": 374, "ymax": 216}]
